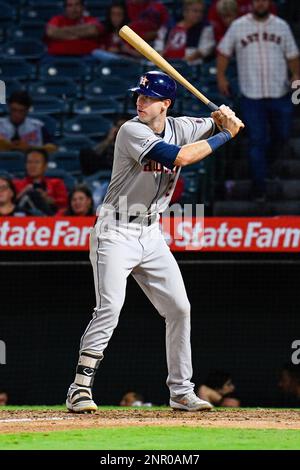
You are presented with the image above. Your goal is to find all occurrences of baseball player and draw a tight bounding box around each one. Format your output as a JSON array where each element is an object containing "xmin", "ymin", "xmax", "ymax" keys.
[
  {"xmin": 217, "ymin": 0, "xmax": 300, "ymax": 198},
  {"xmin": 66, "ymin": 70, "xmax": 244, "ymax": 413}
]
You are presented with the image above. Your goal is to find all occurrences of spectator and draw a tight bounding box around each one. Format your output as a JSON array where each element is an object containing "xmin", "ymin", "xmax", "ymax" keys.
[
  {"xmin": 0, "ymin": 91, "xmax": 57, "ymax": 154},
  {"xmin": 163, "ymin": 0, "xmax": 215, "ymax": 64},
  {"xmin": 209, "ymin": 0, "xmax": 239, "ymax": 44},
  {"xmin": 217, "ymin": 0, "xmax": 300, "ymax": 199},
  {"xmin": 0, "ymin": 388, "xmax": 8, "ymax": 406},
  {"xmin": 14, "ymin": 149, "xmax": 68, "ymax": 215},
  {"xmin": 120, "ymin": 391, "xmax": 152, "ymax": 406},
  {"xmin": 79, "ymin": 115, "xmax": 131, "ymax": 176},
  {"xmin": 62, "ymin": 184, "xmax": 94, "ymax": 216},
  {"xmin": 0, "ymin": 176, "xmax": 29, "ymax": 216},
  {"xmin": 92, "ymin": 3, "xmax": 133, "ymax": 62},
  {"xmin": 97, "ymin": 3, "xmax": 129, "ymax": 57},
  {"xmin": 45, "ymin": 0, "xmax": 104, "ymax": 58},
  {"xmin": 127, "ymin": 0, "xmax": 170, "ymax": 42},
  {"xmin": 278, "ymin": 364, "xmax": 300, "ymax": 405},
  {"xmin": 197, "ymin": 370, "xmax": 240, "ymax": 407}
]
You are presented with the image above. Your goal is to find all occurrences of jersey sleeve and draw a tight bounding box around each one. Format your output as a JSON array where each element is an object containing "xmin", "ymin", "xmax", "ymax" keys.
[
  {"xmin": 217, "ymin": 22, "xmax": 237, "ymax": 57},
  {"xmin": 118, "ymin": 121, "xmax": 163, "ymax": 165},
  {"xmin": 176, "ymin": 117, "xmax": 215, "ymax": 144},
  {"xmin": 283, "ymin": 23, "xmax": 299, "ymax": 60}
]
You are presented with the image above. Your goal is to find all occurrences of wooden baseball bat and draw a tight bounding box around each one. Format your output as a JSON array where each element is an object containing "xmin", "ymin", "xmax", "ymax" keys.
[{"xmin": 119, "ymin": 25, "xmax": 219, "ymax": 112}]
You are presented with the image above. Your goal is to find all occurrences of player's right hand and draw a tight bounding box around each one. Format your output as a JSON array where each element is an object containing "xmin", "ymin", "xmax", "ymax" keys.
[{"xmin": 212, "ymin": 105, "xmax": 245, "ymax": 138}]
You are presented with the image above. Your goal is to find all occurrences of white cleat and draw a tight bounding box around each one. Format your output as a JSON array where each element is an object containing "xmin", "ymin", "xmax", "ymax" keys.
[
  {"xmin": 170, "ymin": 391, "xmax": 213, "ymax": 412},
  {"xmin": 66, "ymin": 386, "xmax": 98, "ymax": 414}
]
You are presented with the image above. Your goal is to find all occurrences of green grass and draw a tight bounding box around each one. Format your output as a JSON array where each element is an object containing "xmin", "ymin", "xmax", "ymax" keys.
[
  {"xmin": 0, "ymin": 405, "xmax": 169, "ymax": 411},
  {"xmin": 1, "ymin": 405, "xmax": 296, "ymax": 411},
  {"xmin": 0, "ymin": 427, "xmax": 299, "ymax": 450}
]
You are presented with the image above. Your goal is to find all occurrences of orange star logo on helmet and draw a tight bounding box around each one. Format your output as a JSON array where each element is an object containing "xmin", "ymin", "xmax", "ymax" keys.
[{"xmin": 140, "ymin": 76, "xmax": 149, "ymax": 87}]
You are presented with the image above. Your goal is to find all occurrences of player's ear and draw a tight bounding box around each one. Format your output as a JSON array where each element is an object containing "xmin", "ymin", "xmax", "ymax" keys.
[{"xmin": 162, "ymin": 99, "xmax": 171, "ymax": 111}]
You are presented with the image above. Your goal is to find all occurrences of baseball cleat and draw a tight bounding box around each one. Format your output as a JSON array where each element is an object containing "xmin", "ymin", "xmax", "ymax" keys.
[
  {"xmin": 170, "ymin": 392, "xmax": 213, "ymax": 412},
  {"xmin": 66, "ymin": 386, "xmax": 98, "ymax": 414}
]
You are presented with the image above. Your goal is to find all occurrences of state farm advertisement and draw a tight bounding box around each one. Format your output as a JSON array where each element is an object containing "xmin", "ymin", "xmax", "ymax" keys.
[{"xmin": 0, "ymin": 217, "xmax": 300, "ymax": 252}]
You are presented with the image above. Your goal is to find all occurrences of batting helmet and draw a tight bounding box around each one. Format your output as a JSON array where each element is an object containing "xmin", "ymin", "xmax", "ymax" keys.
[{"xmin": 129, "ymin": 71, "xmax": 177, "ymax": 107}]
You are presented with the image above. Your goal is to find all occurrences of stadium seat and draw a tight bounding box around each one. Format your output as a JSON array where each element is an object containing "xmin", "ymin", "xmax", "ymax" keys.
[
  {"xmin": 28, "ymin": 0, "xmax": 62, "ymax": 5},
  {"xmin": 63, "ymin": 115, "xmax": 112, "ymax": 139},
  {"xmin": 290, "ymin": 137, "xmax": 300, "ymax": 156},
  {"xmin": 0, "ymin": 151, "xmax": 25, "ymax": 175},
  {"xmin": 29, "ymin": 78, "xmax": 79, "ymax": 98},
  {"xmin": 1, "ymin": 78, "xmax": 23, "ymax": 101},
  {"xmin": 2, "ymin": 38, "xmax": 46, "ymax": 60},
  {"xmin": 8, "ymin": 22, "xmax": 46, "ymax": 41},
  {"xmin": 84, "ymin": 0, "xmax": 110, "ymax": 18},
  {"xmin": 58, "ymin": 135, "xmax": 96, "ymax": 152},
  {"xmin": 95, "ymin": 62, "xmax": 144, "ymax": 83},
  {"xmin": 30, "ymin": 96, "xmax": 68, "ymax": 116},
  {"xmin": 39, "ymin": 58, "xmax": 92, "ymax": 82},
  {"xmin": 21, "ymin": 4, "xmax": 61, "ymax": 22},
  {"xmin": 181, "ymin": 97, "xmax": 212, "ymax": 118},
  {"xmin": 50, "ymin": 151, "xmax": 81, "ymax": 176},
  {"xmin": 84, "ymin": 77, "xmax": 131, "ymax": 100},
  {"xmin": 73, "ymin": 97, "xmax": 121, "ymax": 115},
  {"xmin": 29, "ymin": 113, "xmax": 59, "ymax": 138},
  {"xmin": 180, "ymin": 171, "xmax": 202, "ymax": 204},
  {"xmin": 83, "ymin": 169, "xmax": 112, "ymax": 204},
  {"xmin": 0, "ymin": 169, "xmax": 12, "ymax": 178},
  {"xmin": 0, "ymin": 2, "xmax": 16, "ymax": 27},
  {"xmin": 0, "ymin": 57, "xmax": 36, "ymax": 81},
  {"xmin": 45, "ymin": 168, "xmax": 76, "ymax": 192}
]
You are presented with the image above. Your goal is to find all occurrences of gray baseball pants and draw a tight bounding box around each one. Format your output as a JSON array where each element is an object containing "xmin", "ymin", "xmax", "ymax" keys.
[{"xmin": 79, "ymin": 215, "xmax": 195, "ymax": 397}]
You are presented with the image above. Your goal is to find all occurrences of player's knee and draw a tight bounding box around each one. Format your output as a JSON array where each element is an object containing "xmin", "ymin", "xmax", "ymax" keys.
[
  {"xmin": 171, "ymin": 297, "xmax": 191, "ymax": 318},
  {"xmin": 95, "ymin": 299, "xmax": 123, "ymax": 319}
]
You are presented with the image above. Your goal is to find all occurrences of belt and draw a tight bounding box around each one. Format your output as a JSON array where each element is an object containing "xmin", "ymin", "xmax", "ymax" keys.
[
  {"xmin": 94, "ymin": 212, "xmax": 159, "ymax": 227},
  {"xmin": 115, "ymin": 212, "xmax": 156, "ymax": 226}
]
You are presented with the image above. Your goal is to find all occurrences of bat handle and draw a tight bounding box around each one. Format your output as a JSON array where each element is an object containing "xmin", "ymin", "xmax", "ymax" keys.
[{"xmin": 207, "ymin": 101, "xmax": 219, "ymax": 112}]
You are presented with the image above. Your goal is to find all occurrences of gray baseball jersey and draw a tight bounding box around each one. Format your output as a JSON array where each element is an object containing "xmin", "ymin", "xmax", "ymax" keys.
[{"xmin": 103, "ymin": 116, "xmax": 215, "ymax": 215}]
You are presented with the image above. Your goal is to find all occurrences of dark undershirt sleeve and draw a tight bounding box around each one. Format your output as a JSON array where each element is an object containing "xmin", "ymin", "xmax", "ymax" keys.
[{"xmin": 144, "ymin": 141, "xmax": 181, "ymax": 170}]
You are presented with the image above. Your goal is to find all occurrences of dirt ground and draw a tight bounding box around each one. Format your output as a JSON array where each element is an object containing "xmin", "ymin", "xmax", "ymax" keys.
[{"xmin": 0, "ymin": 409, "xmax": 299, "ymax": 434}]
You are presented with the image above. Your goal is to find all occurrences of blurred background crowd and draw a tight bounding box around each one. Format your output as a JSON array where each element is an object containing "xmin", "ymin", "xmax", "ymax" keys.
[{"xmin": 0, "ymin": 0, "xmax": 300, "ymax": 217}]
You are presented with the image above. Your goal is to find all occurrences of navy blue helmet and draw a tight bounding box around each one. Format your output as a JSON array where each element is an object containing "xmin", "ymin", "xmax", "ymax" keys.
[{"xmin": 129, "ymin": 71, "xmax": 177, "ymax": 107}]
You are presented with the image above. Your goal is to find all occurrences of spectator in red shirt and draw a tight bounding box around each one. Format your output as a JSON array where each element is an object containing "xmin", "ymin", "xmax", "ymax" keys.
[
  {"xmin": 127, "ymin": 0, "xmax": 170, "ymax": 42},
  {"xmin": 163, "ymin": 0, "xmax": 215, "ymax": 64},
  {"xmin": 45, "ymin": 0, "xmax": 104, "ymax": 57},
  {"xmin": 14, "ymin": 149, "xmax": 68, "ymax": 215}
]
